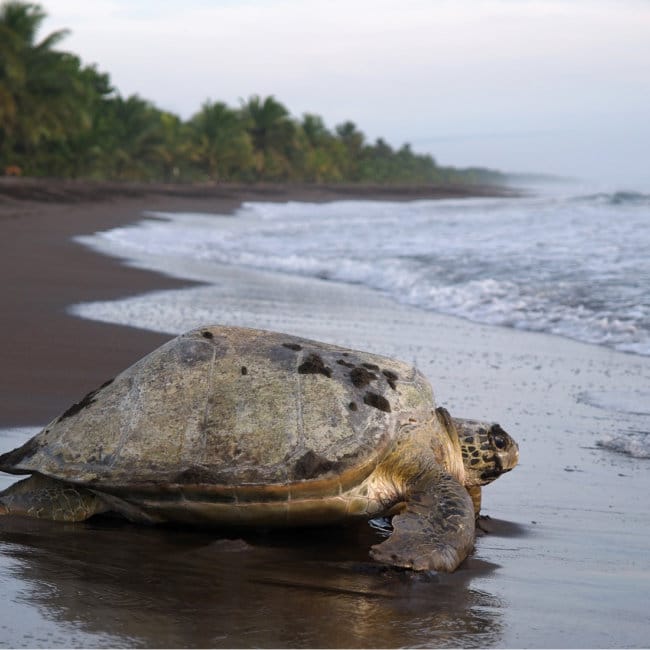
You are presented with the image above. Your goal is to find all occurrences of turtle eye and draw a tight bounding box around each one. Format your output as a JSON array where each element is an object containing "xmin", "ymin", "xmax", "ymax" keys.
[
  {"xmin": 489, "ymin": 424, "xmax": 508, "ymax": 450},
  {"xmin": 493, "ymin": 434, "xmax": 506, "ymax": 450}
]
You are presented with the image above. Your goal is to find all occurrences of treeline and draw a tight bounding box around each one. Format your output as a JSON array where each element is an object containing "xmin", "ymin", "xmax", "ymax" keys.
[{"xmin": 0, "ymin": 1, "xmax": 506, "ymax": 186}]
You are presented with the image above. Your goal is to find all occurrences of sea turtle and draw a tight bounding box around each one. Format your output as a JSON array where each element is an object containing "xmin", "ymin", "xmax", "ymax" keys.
[{"xmin": 0, "ymin": 325, "xmax": 518, "ymax": 572}]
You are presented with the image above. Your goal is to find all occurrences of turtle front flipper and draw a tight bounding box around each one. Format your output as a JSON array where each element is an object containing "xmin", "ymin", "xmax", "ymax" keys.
[
  {"xmin": 369, "ymin": 469, "xmax": 475, "ymax": 572},
  {"xmin": 0, "ymin": 474, "xmax": 106, "ymax": 522}
]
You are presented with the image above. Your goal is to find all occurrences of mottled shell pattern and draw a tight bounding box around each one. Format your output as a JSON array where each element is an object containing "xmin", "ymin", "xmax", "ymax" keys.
[{"xmin": 4, "ymin": 326, "xmax": 440, "ymax": 500}]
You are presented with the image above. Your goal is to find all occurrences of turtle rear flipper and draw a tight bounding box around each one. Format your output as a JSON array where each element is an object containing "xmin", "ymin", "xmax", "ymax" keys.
[
  {"xmin": 369, "ymin": 470, "xmax": 475, "ymax": 572},
  {"xmin": 0, "ymin": 474, "xmax": 106, "ymax": 522}
]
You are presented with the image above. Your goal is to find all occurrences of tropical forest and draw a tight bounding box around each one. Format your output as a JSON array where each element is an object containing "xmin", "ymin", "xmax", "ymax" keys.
[{"xmin": 0, "ymin": 1, "xmax": 506, "ymax": 185}]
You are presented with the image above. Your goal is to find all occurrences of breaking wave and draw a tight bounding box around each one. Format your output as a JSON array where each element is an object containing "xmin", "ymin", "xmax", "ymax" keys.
[{"xmin": 85, "ymin": 189, "xmax": 650, "ymax": 357}]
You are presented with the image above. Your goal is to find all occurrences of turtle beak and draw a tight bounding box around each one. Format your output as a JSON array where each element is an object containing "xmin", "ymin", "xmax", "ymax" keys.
[
  {"xmin": 495, "ymin": 442, "xmax": 518, "ymax": 478},
  {"xmin": 480, "ymin": 456, "xmax": 503, "ymax": 483},
  {"xmin": 503, "ymin": 437, "xmax": 519, "ymax": 471}
]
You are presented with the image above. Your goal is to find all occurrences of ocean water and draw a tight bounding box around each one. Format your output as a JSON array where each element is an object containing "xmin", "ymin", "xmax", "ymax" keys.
[
  {"xmin": 71, "ymin": 185, "xmax": 650, "ymax": 458},
  {"xmin": 77, "ymin": 188, "xmax": 650, "ymax": 356}
]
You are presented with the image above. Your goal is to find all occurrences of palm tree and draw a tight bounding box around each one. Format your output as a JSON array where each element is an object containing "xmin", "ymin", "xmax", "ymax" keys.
[
  {"xmin": 297, "ymin": 114, "xmax": 343, "ymax": 182},
  {"xmin": 189, "ymin": 100, "xmax": 253, "ymax": 181},
  {"xmin": 241, "ymin": 95, "xmax": 291, "ymax": 152},
  {"xmin": 335, "ymin": 121, "xmax": 365, "ymax": 181},
  {"xmin": 95, "ymin": 94, "xmax": 171, "ymax": 180},
  {"xmin": 300, "ymin": 113, "xmax": 330, "ymax": 148},
  {"xmin": 240, "ymin": 95, "xmax": 295, "ymax": 179},
  {"xmin": 0, "ymin": 1, "xmax": 83, "ymax": 169}
]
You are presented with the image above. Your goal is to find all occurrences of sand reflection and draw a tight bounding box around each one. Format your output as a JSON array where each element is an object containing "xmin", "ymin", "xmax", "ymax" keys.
[{"xmin": 0, "ymin": 516, "xmax": 505, "ymax": 648}]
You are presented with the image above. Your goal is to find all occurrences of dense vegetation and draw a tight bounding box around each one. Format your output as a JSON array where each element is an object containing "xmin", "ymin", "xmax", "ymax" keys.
[{"xmin": 0, "ymin": 1, "xmax": 506, "ymax": 185}]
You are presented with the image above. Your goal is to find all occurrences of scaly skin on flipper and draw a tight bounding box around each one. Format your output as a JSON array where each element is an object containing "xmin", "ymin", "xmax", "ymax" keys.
[
  {"xmin": 367, "ymin": 407, "xmax": 477, "ymax": 572},
  {"xmin": 369, "ymin": 469, "xmax": 475, "ymax": 572},
  {"xmin": 0, "ymin": 474, "xmax": 106, "ymax": 521}
]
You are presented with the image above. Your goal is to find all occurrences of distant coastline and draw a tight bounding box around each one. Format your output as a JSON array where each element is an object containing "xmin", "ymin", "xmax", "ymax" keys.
[{"xmin": 0, "ymin": 176, "xmax": 522, "ymax": 208}]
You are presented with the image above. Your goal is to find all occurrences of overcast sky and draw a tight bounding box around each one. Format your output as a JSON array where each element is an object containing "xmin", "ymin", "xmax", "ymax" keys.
[{"xmin": 41, "ymin": 0, "xmax": 650, "ymax": 188}]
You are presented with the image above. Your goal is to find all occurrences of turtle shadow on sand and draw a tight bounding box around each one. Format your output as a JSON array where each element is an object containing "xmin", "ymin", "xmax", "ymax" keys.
[
  {"xmin": 0, "ymin": 515, "xmax": 507, "ymax": 648},
  {"xmin": 476, "ymin": 515, "xmax": 530, "ymax": 538}
]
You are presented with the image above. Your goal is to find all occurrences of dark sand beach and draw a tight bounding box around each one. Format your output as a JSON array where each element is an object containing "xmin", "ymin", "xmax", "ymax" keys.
[{"xmin": 1, "ymin": 179, "xmax": 649, "ymax": 648}]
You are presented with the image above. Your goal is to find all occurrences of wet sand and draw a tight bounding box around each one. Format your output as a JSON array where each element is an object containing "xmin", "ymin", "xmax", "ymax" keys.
[{"xmin": 1, "ymin": 180, "xmax": 649, "ymax": 648}]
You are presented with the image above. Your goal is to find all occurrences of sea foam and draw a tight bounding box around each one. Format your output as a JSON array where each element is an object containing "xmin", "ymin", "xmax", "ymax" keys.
[{"xmin": 76, "ymin": 191, "xmax": 650, "ymax": 356}]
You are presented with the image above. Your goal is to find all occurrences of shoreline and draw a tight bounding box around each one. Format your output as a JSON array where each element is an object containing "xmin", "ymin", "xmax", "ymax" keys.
[{"xmin": 0, "ymin": 176, "xmax": 521, "ymax": 204}]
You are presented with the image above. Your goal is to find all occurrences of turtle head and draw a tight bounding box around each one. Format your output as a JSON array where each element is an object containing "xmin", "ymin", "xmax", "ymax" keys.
[{"xmin": 453, "ymin": 417, "xmax": 519, "ymax": 486}]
